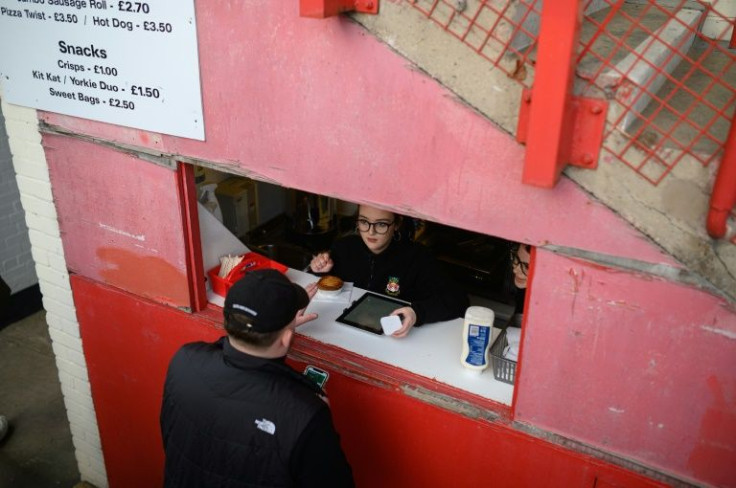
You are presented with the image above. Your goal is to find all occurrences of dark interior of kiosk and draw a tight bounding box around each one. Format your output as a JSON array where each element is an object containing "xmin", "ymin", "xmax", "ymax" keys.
[{"xmin": 196, "ymin": 167, "xmax": 525, "ymax": 326}]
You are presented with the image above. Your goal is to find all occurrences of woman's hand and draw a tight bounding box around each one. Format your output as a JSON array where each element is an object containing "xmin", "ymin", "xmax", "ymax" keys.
[
  {"xmin": 303, "ymin": 281, "xmax": 318, "ymax": 299},
  {"xmin": 390, "ymin": 307, "xmax": 417, "ymax": 338},
  {"xmin": 310, "ymin": 252, "xmax": 334, "ymax": 273}
]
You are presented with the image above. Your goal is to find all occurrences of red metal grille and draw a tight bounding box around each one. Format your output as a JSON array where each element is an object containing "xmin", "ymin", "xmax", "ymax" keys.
[
  {"xmin": 406, "ymin": 0, "xmax": 736, "ymax": 185},
  {"xmin": 405, "ymin": 0, "xmax": 542, "ymax": 82}
]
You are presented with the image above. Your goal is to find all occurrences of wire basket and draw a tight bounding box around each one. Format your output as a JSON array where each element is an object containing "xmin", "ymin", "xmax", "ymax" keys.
[{"xmin": 490, "ymin": 328, "xmax": 517, "ymax": 385}]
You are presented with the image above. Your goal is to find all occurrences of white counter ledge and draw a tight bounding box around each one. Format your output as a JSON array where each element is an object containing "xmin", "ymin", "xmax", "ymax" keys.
[{"xmin": 286, "ymin": 268, "xmax": 515, "ymax": 407}]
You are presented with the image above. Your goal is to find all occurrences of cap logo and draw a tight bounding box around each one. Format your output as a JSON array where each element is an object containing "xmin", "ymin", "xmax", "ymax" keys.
[{"xmin": 232, "ymin": 303, "xmax": 257, "ymax": 316}]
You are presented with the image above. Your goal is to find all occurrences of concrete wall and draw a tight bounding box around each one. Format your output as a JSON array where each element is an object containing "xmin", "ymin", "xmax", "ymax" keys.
[
  {"xmin": 1, "ymin": 101, "xmax": 108, "ymax": 487},
  {"xmin": 0, "ymin": 105, "xmax": 36, "ymax": 293}
]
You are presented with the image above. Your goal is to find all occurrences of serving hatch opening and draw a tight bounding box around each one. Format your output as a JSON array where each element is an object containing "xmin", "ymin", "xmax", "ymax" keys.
[{"xmin": 183, "ymin": 162, "xmax": 533, "ymax": 384}]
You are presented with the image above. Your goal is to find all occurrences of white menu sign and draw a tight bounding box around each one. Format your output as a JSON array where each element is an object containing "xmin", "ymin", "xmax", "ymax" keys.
[{"xmin": 0, "ymin": 0, "xmax": 204, "ymax": 140}]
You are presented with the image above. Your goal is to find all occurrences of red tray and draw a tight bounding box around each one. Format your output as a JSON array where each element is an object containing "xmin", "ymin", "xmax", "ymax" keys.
[{"xmin": 208, "ymin": 252, "xmax": 288, "ymax": 297}]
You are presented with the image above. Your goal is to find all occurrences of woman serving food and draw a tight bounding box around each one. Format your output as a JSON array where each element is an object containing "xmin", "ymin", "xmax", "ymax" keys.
[{"xmin": 310, "ymin": 205, "xmax": 469, "ymax": 338}]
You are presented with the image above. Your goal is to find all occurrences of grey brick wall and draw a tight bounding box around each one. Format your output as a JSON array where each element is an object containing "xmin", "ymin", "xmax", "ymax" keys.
[
  {"xmin": 0, "ymin": 104, "xmax": 37, "ymax": 293},
  {"xmin": 2, "ymin": 101, "xmax": 107, "ymax": 487}
]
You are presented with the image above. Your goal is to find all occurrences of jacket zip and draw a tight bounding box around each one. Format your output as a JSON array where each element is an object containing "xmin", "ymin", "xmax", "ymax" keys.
[{"xmin": 368, "ymin": 255, "xmax": 375, "ymax": 289}]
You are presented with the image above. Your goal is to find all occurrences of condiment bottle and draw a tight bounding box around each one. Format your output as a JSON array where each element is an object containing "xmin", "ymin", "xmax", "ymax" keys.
[{"xmin": 461, "ymin": 306, "xmax": 495, "ymax": 372}]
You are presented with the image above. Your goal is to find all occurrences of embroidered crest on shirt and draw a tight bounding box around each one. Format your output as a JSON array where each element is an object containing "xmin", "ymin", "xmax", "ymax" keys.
[
  {"xmin": 255, "ymin": 418, "xmax": 276, "ymax": 435},
  {"xmin": 385, "ymin": 276, "xmax": 400, "ymax": 296}
]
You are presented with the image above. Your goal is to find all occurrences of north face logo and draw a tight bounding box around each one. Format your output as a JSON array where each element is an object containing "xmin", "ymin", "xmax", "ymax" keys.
[{"xmin": 255, "ymin": 418, "xmax": 276, "ymax": 435}]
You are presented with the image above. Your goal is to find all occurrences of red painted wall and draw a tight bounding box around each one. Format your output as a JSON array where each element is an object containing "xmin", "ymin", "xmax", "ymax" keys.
[
  {"xmin": 72, "ymin": 276, "xmax": 215, "ymax": 487},
  {"xmin": 516, "ymin": 251, "xmax": 736, "ymax": 487},
  {"xmin": 73, "ymin": 275, "xmax": 666, "ymax": 488},
  {"xmin": 41, "ymin": 2, "xmax": 672, "ymax": 265},
  {"xmin": 44, "ymin": 135, "xmax": 190, "ymax": 308},
  {"xmin": 35, "ymin": 0, "xmax": 736, "ymax": 486}
]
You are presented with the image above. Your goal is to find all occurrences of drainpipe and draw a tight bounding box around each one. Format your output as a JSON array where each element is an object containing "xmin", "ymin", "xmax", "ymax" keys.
[{"xmin": 706, "ymin": 114, "xmax": 736, "ymax": 239}]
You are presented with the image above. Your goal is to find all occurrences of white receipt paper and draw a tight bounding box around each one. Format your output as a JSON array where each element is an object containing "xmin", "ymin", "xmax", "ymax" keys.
[{"xmin": 380, "ymin": 315, "xmax": 403, "ymax": 335}]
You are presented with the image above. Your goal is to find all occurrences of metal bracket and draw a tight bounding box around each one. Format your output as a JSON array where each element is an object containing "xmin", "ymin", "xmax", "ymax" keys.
[
  {"xmin": 300, "ymin": 0, "xmax": 378, "ymax": 18},
  {"xmin": 517, "ymin": 88, "xmax": 608, "ymax": 171}
]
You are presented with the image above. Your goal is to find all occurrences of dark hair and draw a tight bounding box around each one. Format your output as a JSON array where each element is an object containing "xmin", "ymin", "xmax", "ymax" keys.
[
  {"xmin": 224, "ymin": 311, "xmax": 282, "ymax": 348},
  {"xmin": 503, "ymin": 242, "xmax": 532, "ymax": 298},
  {"xmin": 510, "ymin": 243, "xmax": 531, "ymax": 254}
]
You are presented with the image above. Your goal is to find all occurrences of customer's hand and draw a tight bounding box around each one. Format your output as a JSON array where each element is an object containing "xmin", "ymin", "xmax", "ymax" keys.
[
  {"xmin": 294, "ymin": 308, "xmax": 317, "ymax": 328},
  {"xmin": 295, "ymin": 282, "xmax": 319, "ymax": 327},
  {"xmin": 390, "ymin": 307, "xmax": 417, "ymax": 338},
  {"xmin": 310, "ymin": 252, "xmax": 334, "ymax": 273}
]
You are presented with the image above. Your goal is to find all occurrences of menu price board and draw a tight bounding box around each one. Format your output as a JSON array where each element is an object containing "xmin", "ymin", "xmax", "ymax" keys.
[{"xmin": 0, "ymin": 0, "xmax": 205, "ymax": 140}]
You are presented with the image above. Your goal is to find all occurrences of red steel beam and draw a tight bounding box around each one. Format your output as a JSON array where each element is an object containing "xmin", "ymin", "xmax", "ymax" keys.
[
  {"xmin": 300, "ymin": 0, "xmax": 378, "ymax": 18},
  {"xmin": 522, "ymin": 0, "xmax": 584, "ymax": 187},
  {"xmin": 177, "ymin": 163, "xmax": 207, "ymax": 312},
  {"xmin": 706, "ymin": 114, "xmax": 736, "ymax": 239}
]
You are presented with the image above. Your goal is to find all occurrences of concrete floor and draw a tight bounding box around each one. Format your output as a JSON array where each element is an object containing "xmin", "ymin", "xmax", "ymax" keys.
[{"xmin": 0, "ymin": 311, "xmax": 82, "ymax": 488}]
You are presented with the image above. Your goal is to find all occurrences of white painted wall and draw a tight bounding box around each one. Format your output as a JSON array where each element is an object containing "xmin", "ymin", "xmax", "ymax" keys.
[
  {"xmin": 0, "ymin": 105, "xmax": 36, "ymax": 293},
  {"xmin": 1, "ymin": 101, "xmax": 108, "ymax": 488}
]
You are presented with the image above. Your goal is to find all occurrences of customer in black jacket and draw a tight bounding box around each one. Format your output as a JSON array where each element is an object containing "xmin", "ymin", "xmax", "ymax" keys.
[
  {"xmin": 160, "ymin": 269, "xmax": 354, "ymax": 488},
  {"xmin": 310, "ymin": 205, "xmax": 469, "ymax": 337}
]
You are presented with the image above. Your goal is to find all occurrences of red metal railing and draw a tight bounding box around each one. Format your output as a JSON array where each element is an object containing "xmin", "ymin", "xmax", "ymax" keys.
[
  {"xmin": 576, "ymin": 0, "xmax": 735, "ymax": 184},
  {"xmin": 708, "ymin": 113, "xmax": 736, "ymax": 238},
  {"xmin": 406, "ymin": 0, "xmax": 735, "ymax": 183},
  {"xmin": 405, "ymin": 0, "xmax": 542, "ymax": 84},
  {"xmin": 405, "ymin": 0, "xmax": 735, "ymax": 234}
]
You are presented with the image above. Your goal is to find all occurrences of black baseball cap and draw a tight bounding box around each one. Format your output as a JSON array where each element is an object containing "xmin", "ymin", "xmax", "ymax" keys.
[{"xmin": 224, "ymin": 269, "xmax": 310, "ymax": 333}]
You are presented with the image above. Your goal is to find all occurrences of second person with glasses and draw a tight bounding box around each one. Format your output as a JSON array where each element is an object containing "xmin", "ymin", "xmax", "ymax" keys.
[{"xmin": 310, "ymin": 205, "xmax": 469, "ymax": 337}]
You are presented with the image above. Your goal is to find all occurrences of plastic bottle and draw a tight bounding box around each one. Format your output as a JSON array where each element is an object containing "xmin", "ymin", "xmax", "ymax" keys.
[{"xmin": 461, "ymin": 306, "xmax": 495, "ymax": 372}]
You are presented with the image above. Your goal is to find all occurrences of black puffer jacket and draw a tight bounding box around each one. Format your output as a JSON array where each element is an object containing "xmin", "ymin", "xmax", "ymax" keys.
[
  {"xmin": 160, "ymin": 337, "xmax": 354, "ymax": 488},
  {"xmin": 329, "ymin": 235, "xmax": 469, "ymax": 326}
]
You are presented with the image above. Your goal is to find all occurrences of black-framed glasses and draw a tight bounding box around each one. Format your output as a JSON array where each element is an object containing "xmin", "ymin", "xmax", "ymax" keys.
[
  {"xmin": 510, "ymin": 248, "xmax": 529, "ymax": 275},
  {"xmin": 356, "ymin": 219, "xmax": 395, "ymax": 235}
]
